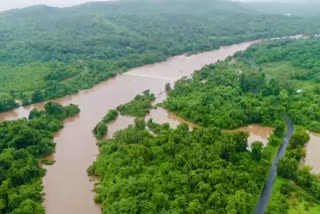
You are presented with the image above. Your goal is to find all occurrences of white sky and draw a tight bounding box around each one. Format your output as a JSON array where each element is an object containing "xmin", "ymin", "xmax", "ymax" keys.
[
  {"xmin": 234, "ymin": 0, "xmax": 316, "ymax": 2},
  {"xmin": 0, "ymin": 0, "xmax": 316, "ymax": 12},
  {"xmin": 0, "ymin": 0, "xmax": 115, "ymax": 12}
]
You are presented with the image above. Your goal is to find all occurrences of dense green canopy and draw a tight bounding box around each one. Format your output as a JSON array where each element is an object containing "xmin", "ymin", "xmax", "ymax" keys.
[
  {"xmin": 0, "ymin": 0, "xmax": 319, "ymax": 109},
  {"xmin": 163, "ymin": 37, "xmax": 320, "ymax": 213},
  {"xmin": 0, "ymin": 102, "xmax": 79, "ymax": 214},
  {"xmin": 90, "ymin": 120, "xmax": 273, "ymax": 214},
  {"xmin": 165, "ymin": 38, "xmax": 320, "ymax": 132}
]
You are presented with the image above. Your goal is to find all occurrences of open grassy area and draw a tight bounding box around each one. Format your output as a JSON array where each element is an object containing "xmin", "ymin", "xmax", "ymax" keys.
[
  {"xmin": 0, "ymin": 63, "xmax": 51, "ymax": 93},
  {"xmin": 288, "ymin": 182, "xmax": 320, "ymax": 214},
  {"xmin": 289, "ymin": 196, "xmax": 320, "ymax": 214},
  {"xmin": 267, "ymin": 177, "xmax": 320, "ymax": 214},
  {"xmin": 262, "ymin": 62, "xmax": 318, "ymax": 90}
]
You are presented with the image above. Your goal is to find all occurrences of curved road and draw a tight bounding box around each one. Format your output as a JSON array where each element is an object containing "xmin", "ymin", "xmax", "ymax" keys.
[{"xmin": 253, "ymin": 118, "xmax": 294, "ymax": 214}]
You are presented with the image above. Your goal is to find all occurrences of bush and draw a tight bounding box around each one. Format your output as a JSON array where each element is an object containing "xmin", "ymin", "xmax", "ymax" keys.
[
  {"xmin": 94, "ymin": 122, "xmax": 108, "ymax": 140},
  {"xmin": 277, "ymin": 157, "xmax": 298, "ymax": 179},
  {"xmin": 103, "ymin": 110, "xmax": 119, "ymax": 124}
]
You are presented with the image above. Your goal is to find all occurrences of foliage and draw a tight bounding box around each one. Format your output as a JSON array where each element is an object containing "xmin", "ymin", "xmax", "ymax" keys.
[
  {"xmin": 251, "ymin": 141, "xmax": 264, "ymax": 161},
  {"xmin": 267, "ymin": 177, "xmax": 320, "ymax": 214},
  {"xmin": 165, "ymin": 38, "xmax": 320, "ymax": 133},
  {"xmin": 274, "ymin": 120, "xmax": 286, "ymax": 137},
  {"xmin": 270, "ymin": 127, "xmax": 320, "ymax": 212},
  {"xmin": 238, "ymin": 38, "xmax": 320, "ymax": 132},
  {"xmin": 103, "ymin": 109, "xmax": 119, "ymax": 124},
  {"xmin": 117, "ymin": 90, "xmax": 155, "ymax": 117},
  {"xmin": 0, "ymin": 0, "xmax": 320, "ymax": 110},
  {"xmin": 31, "ymin": 90, "xmax": 44, "ymax": 103},
  {"xmin": 277, "ymin": 157, "xmax": 299, "ymax": 179},
  {"xmin": 266, "ymin": 178, "xmax": 290, "ymax": 214},
  {"xmin": 40, "ymin": 159, "xmax": 56, "ymax": 165},
  {"xmin": 93, "ymin": 109, "xmax": 119, "ymax": 139},
  {"xmin": 90, "ymin": 119, "xmax": 275, "ymax": 214},
  {"xmin": 0, "ymin": 94, "xmax": 18, "ymax": 112},
  {"xmin": 93, "ymin": 122, "xmax": 108, "ymax": 140},
  {"xmin": 162, "ymin": 37, "xmax": 320, "ymax": 213},
  {"xmin": 164, "ymin": 63, "xmax": 285, "ymax": 129},
  {"xmin": 0, "ymin": 102, "xmax": 80, "ymax": 214}
]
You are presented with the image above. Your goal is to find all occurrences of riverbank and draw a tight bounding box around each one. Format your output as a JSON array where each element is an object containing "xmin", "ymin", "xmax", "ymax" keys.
[{"xmin": 0, "ymin": 40, "xmax": 258, "ymax": 214}]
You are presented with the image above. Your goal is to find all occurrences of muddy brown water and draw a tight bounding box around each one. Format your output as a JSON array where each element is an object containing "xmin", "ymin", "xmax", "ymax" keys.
[
  {"xmin": 0, "ymin": 41, "xmax": 258, "ymax": 214},
  {"xmin": 304, "ymin": 132, "xmax": 320, "ymax": 174},
  {"xmin": 226, "ymin": 124, "xmax": 274, "ymax": 147}
]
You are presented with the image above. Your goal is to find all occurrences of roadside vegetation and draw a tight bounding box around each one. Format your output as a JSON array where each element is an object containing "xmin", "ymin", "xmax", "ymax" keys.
[
  {"xmin": 0, "ymin": 102, "xmax": 80, "ymax": 214},
  {"xmin": 0, "ymin": 0, "xmax": 320, "ymax": 111},
  {"xmin": 267, "ymin": 127, "xmax": 320, "ymax": 213}
]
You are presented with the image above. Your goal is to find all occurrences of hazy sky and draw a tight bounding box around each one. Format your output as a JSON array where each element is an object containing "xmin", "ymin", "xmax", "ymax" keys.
[
  {"xmin": 234, "ymin": 0, "xmax": 316, "ymax": 2},
  {"xmin": 0, "ymin": 0, "xmax": 317, "ymax": 12},
  {"xmin": 0, "ymin": 0, "xmax": 115, "ymax": 12}
]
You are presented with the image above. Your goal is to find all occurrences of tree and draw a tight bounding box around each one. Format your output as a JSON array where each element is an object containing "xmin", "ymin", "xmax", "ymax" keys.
[
  {"xmin": 31, "ymin": 90, "xmax": 43, "ymax": 103},
  {"xmin": 251, "ymin": 141, "xmax": 263, "ymax": 161},
  {"xmin": 135, "ymin": 118, "xmax": 146, "ymax": 130},
  {"xmin": 93, "ymin": 122, "xmax": 108, "ymax": 140},
  {"xmin": 274, "ymin": 120, "xmax": 285, "ymax": 137},
  {"xmin": 277, "ymin": 157, "xmax": 298, "ymax": 179},
  {"xmin": 289, "ymin": 128, "xmax": 310, "ymax": 149}
]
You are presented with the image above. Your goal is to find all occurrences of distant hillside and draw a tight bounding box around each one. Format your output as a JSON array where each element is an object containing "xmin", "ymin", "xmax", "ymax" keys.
[
  {"xmin": 238, "ymin": 1, "xmax": 320, "ymax": 16},
  {"xmin": 0, "ymin": 0, "xmax": 319, "ymax": 111}
]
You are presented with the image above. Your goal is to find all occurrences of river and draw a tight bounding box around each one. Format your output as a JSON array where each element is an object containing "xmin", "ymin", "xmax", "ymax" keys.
[
  {"xmin": 226, "ymin": 124, "xmax": 273, "ymax": 147},
  {"xmin": 0, "ymin": 40, "xmax": 259, "ymax": 214},
  {"xmin": 304, "ymin": 132, "xmax": 320, "ymax": 174}
]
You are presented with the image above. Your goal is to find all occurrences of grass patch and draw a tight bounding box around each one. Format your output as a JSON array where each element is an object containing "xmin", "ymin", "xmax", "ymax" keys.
[
  {"xmin": 262, "ymin": 62, "xmax": 318, "ymax": 90},
  {"xmin": 267, "ymin": 177, "xmax": 320, "ymax": 214},
  {"xmin": 0, "ymin": 63, "xmax": 53, "ymax": 93},
  {"xmin": 288, "ymin": 182, "xmax": 320, "ymax": 214}
]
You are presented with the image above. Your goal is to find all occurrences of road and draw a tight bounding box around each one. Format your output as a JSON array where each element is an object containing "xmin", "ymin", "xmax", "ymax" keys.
[{"xmin": 253, "ymin": 118, "xmax": 294, "ymax": 214}]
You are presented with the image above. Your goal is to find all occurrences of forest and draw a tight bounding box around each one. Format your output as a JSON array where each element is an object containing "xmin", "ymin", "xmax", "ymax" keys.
[
  {"xmin": 1, "ymin": 0, "xmax": 320, "ymax": 213},
  {"xmin": 90, "ymin": 118, "xmax": 276, "ymax": 214},
  {"xmin": 0, "ymin": 0, "xmax": 320, "ymax": 111},
  {"xmin": 89, "ymin": 69, "xmax": 289, "ymax": 213},
  {"xmin": 163, "ymin": 37, "xmax": 320, "ymax": 213},
  {"xmin": 0, "ymin": 102, "xmax": 79, "ymax": 214},
  {"xmin": 165, "ymin": 38, "xmax": 320, "ymax": 132},
  {"xmin": 89, "ymin": 37, "xmax": 320, "ymax": 213}
]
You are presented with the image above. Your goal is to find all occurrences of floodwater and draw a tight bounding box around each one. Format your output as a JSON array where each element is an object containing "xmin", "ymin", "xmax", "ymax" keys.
[
  {"xmin": 0, "ymin": 40, "xmax": 258, "ymax": 214},
  {"xmin": 226, "ymin": 124, "xmax": 274, "ymax": 146},
  {"xmin": 304, "ymin": 132, "xmax": 320, "ymax": 174},
  {"xmin": 106, "ymin": 107, "xmax": 199, "ymax": 139},
  {"xmin": 146, "ymin": 107, "xmax": 199, "ymax": 130}
]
